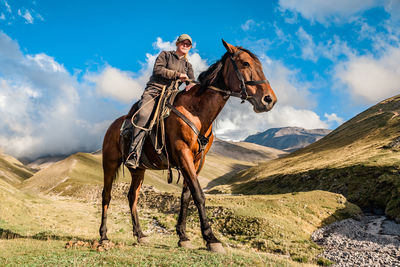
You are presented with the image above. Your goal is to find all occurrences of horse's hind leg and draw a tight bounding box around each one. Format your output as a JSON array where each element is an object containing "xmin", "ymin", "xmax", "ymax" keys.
[
  {"xmin": 128, "ymin": 168, "xmax": 147, "ymax": 243},
  {"xmin": 176, "ymin": 182, "xmax": 192, "ymax": 248},
  {"xmin": 99, "ymin": 159, "xmax": 121, "ymax": 242}
]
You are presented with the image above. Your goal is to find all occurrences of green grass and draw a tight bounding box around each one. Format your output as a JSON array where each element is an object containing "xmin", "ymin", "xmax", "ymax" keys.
[
  {"xmin": 0, "ymin": 174, "xmax": 360, "ymax": 266},
  {"xmin": 0, "ymin": 238, "xmax": 312, "ymax": 267},
  {"xmin": 211, "ymin": 94, "xmax": 400, "ymax": 218}
]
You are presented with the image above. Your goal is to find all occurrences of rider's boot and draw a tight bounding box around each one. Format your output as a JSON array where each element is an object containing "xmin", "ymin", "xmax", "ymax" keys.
[
  {"xmin": 124, "ymin": 127, "xmax": 142, "ymax": 169},
  {"xmin": 125, "ymin": 141, "xmax": 139, "ymax": 169}
]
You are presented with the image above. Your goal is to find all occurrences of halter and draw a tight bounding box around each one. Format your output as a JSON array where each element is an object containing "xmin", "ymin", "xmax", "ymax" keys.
[{"xmin": 228, "ymin": 50, "xmax": 268, "ymax": 103}]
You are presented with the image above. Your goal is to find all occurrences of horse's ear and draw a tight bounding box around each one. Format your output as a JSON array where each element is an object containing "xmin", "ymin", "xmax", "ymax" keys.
[{"xmin": 222, "ymin": 39, "xmax": 236, "ymax": 54}]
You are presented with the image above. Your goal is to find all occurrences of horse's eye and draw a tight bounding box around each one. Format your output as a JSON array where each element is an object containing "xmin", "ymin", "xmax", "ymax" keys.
[{"xmin": 243, "ymin": 62, "xmax": 250, "ymax": 67}]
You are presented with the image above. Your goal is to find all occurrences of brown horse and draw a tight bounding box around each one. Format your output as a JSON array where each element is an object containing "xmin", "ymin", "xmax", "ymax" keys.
[{"xmin": 99, "ymin": 40, "xmax": 277, "ymax": 252}]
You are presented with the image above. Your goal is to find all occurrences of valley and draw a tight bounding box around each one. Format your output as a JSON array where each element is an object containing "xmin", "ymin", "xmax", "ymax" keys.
[{"xmin": 1, "ymin": 94, "xmax": 400, "ymax": 266}]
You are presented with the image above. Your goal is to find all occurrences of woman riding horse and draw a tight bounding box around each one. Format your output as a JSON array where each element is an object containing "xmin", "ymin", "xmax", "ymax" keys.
[
  {"xmin": 123, "ymin": 34, "xmax": 196, "ymax": 168},
  {"xmin": 100, "ymin": 40, "xmax": 277, "ymax": 253}
]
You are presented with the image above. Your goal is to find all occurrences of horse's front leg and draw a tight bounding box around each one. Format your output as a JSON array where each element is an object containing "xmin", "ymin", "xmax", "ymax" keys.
[
  {"xmin": 177, "ymin": 147, "xmax": 225, "ymax": 253},
  {"xmin": 176, "ymin": 182, "xmax": 192, "ymax": 248}
]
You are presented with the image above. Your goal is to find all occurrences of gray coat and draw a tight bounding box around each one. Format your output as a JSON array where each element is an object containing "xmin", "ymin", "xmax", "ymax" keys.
[{"xmin": 146, "ymin": 50, "xmax": 195, "ymax": 89}]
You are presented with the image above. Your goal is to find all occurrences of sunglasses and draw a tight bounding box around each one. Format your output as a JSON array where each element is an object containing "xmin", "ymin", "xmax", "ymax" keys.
[{"xmin": 180, "ymin": 41, "xmax": 192, "ymax": 47}]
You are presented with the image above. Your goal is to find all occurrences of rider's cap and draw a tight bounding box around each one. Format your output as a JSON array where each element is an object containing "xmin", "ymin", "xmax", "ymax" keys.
[{"xmin": 177, "ymin": 34, "xmax": 192, "ymax": 45}]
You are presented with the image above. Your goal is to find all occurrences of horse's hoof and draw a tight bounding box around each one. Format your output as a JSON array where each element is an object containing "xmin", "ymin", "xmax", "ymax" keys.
[
  {"xmin": 138, "ymin": 236, "xmax": 149, "ymax": 244},
  {"xmin": 99, "ymin": 238, "xmax": 109, "ymax": 244},
  {"xmin": 207, "ymin": 242, "xmax": 225, "ymax": 253},
  {"xmin": 178, "ymin": 240, "xmax": 194, "ymax": 249}
]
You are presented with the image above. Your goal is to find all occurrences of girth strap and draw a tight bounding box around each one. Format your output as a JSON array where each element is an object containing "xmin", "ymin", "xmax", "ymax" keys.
[{"xmin": 166, "ymin": 102, "xmax": 210, "ymax": 174}]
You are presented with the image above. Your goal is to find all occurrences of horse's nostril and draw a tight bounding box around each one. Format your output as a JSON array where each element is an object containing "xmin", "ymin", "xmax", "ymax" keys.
[{"xmin": 264, "ymin": 95, "xmax": 272, "ymax": 104}]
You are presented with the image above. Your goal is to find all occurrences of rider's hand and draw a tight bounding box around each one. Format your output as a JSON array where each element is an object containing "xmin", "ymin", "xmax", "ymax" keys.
[{"xmin": 179, "ymin": 73, "xmax": 189, "ymax": 82}]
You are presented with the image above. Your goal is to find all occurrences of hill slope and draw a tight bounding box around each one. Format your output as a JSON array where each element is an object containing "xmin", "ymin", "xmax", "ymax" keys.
[
  {"xmin": 0, "ymin": 152, "xmax": 35, "ymax": 185},
  {"xmin": 211, "ymin": 94, "xmax": 400, "ymax": 218},
  {"xmin": 20, "ymin": 136, "xmax": 287, "ymax": 196},
  {"xmin": 20, "ymin": 150, "xmax": 257, "ymax": 197},
  {"xmin": 245, "ymin": 127, "xmax": 331, "ymax": 152},
  {"xmin": 210, "ymin": 138, "xmax": 287, "ymax": 162}
]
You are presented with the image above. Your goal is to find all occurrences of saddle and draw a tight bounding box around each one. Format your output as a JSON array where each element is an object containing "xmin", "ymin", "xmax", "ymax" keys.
[
  {"xmin": 121, "ymin": 82, "xmax": 211, "ymax": 183},
  {"xmin": 121, "ymin": 85, "xmax": 182, "ymax": 183}
]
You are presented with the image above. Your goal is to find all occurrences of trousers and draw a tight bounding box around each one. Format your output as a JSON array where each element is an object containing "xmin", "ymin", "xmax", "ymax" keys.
[{"xmin": 124, "ymin": 87, "xmax": 161, "ymax": 166}]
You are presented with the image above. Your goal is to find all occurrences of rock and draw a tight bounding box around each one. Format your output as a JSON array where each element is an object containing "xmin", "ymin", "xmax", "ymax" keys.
[{"xmin": 312, "ymin": 215, "xmax": 400, "ymax": 266}]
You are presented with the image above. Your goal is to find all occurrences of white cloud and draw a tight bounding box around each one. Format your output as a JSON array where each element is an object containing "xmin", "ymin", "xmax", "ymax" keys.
[
  {"xmin": 1, "ymin": 2, "xmax": 44, "ymax": 25},
  {"xmin": 260, "ymin": 55, "xmax": 315, "ymax": 109},
  {"xmin": 335, "ymin": 45, "xmax": 400, "ymax": 104},
  {"xmin": 296, "ymin": 27, "xmax": 354, "ymax": 62},
  {"xmin": 384, "ymin": 0, "xmax": 400, "ymax": 21},
  {"xmin": 3, "ymin": 0, "xmax": 11, "ymax": 13},
  {"xmin": 153, "ymin": 37, "xmax": 175, "ymax": 51},
  {"xmin": 18, "ymin": 8, "xmax": 33, "ymax": 24},
  {"xmin": 36, "ymin": 12, "xmax": 44, "ymax": 22},
  {"xmin": 27, "ymin": 53, "xmax": 66, "ymax": 73},
  {"xmin": 324, "ymin": 113, "xmax": 344, "ymax": 126},
  {"xmin": 274, "ymin": 23, "xmax": 289, "ymax": 43},
  {"xmin": 297, "ymin": 27, "xmax": 318, "ymax": 62},
  {"xmin": 241, "ymin": 19, "xmax": 261, "ymax": 31},
  {"xmin": 216, "ymin": 102, "xmax": 328, "ymax": 141},
  {"xmin": 320, "ymin": 35, "xmax": 355, "ymax": 61},
  {"xmin": 85, "ymin": 66, "xmax": 143, "ymax": 103},
  {"xmin": 186, "ymin": 52, "xmax": 208, "ymax": 78},
  {"xmin": 279, "ymin": 0, "xmax": 379, "ymax": 24},
  {"xmin": 214, "ymin": 53, "xmax": 333, "ymax": 141},
  {"xmin": 0, "ymin": 34, "xmax": 210, "ymax": 159},
  {"xmin": 85, "ymin": 37, "xmax": 208, "ymax": 103},
  {"xmin": 0, "ymin": 31, "xmax": 112, "ymax": 159},
  {"xmin": 0, "ymin": 31, "xmax": 337, "ymax": 159}
]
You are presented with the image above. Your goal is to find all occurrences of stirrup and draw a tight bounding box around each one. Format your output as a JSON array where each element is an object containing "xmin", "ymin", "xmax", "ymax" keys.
[
  {"xmin": 125, "ymin": 153, "xmax": 138, "ymax": 168},
  {"xmin": 125, "ymin": 159, "xmax": 138, "ymax": 169}
]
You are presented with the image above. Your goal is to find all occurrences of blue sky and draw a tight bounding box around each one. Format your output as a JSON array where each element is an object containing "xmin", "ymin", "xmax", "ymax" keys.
[{"xmin": 0, "ymin": 0, "xmax": 400, "ymax": 159}]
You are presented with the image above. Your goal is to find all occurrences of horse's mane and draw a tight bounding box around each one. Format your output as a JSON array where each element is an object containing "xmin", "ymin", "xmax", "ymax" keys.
[{"xmin": 197, "ymin": 47, "xmax": 261, "ymax": 96}]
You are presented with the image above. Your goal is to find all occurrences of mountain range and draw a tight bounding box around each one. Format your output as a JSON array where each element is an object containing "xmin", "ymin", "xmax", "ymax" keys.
[{"xmin": 245, "ymin": 127, "xmax": 332, "ymax": 152}]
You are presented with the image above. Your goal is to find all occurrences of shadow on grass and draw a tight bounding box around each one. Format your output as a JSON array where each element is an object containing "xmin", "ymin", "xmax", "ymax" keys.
[
  {"xmin": 229, "ymin": 164, "xmax": 400, "ymax": 218},
  {"xmin": 204, "ymin": 163, "xmax": 253, "ymax": 191},
  {"xmin": 0, "ymin": 227, "xmax": 93, "ymax": 242}
]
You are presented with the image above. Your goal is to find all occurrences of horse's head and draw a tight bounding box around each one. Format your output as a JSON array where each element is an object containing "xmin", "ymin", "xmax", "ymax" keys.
[{"xmin": 222, "ymin": 40, "xmax": 277, "ymax": 113}]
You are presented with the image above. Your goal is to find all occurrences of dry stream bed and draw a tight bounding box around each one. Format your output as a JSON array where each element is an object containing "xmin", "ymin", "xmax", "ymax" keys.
[{"xmin": 312, "ymin": 214, "xmax": 400, "ymax": 266}]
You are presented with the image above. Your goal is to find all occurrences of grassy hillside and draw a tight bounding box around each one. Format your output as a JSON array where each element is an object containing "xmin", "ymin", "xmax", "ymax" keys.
[
  {"xmin": 0, "ymin": 152, "xmax": 35, "ymax": 185},
  {"xmin": 0, "ymin": 128, "xmax": 364, "ymax": 265},
  {"xmin": 20, "ymin": 150, "xmax": 255, "ymax": 197},
  {"xmin": 0, "ymin": 174, "xmax": 360, "ymax": 265},
  {"xmin": 210, "ymin": 94, "xmax": 400, "ymax": 218},
  {"xmin": 20, "ymin": 137, "xmax": 284, "ymax": 197}
]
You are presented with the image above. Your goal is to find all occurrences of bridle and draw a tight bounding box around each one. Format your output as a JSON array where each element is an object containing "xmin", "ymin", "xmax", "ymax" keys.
[
  {"xmin": 228, "ymin": 50, "xmax": 270, "ymax": 103},
  {"xmin": 167, "ymin": 49, "xmax": 271, "ymax": 170},
  {"xmin": 192, "ymin": 49, "xmax": 271, "ymax": 103}
]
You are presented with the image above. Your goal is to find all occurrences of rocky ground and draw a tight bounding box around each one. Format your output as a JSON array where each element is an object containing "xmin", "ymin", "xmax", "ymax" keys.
[{"xmin": 312, "ymin": 215, "xmax": 400, "ymax": 266}]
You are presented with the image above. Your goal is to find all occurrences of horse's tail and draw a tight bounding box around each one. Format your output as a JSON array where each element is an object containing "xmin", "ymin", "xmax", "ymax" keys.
[{"xmin": 102, "ymin": 116, "xmax": 125, "ymax": 185}]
